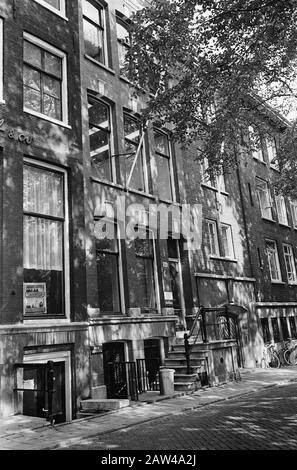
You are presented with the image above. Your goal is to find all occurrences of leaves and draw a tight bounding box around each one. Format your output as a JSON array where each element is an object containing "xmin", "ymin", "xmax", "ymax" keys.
[{"xmin": 127, "ymin": 0, "xmax": 297, "ymax": 193}]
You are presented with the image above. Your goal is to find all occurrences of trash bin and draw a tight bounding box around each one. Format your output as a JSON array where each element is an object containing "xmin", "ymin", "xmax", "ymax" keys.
[{"xmin": 159, "ymin": 367, "xmax": 175, "ymax": 395}]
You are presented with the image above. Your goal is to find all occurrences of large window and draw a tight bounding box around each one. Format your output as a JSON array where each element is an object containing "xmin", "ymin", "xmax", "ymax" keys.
[
  {"xmin": 88, "ymin": 96, "xmax": 113, "ymax": 181},
  {"xmin": 271, "ymin": 318, "xmax": 281, "ymax": 342},
  {"xmin": 23, "ymin": 33, "xmax": 67, "ymax": 124},
  {"xmin": 95, "ymin": 221, "xmax": 121, "ymax": 313},
  {"xmin": 283, "ymin": 244, "xmax": 297, "ymax": 284},
  {"xmin": 201, "ymin": 157, "xmax": 225, "ymax": 191},
  {"xmin": 280, "ymin": 317, "xmax": 290, "ymax": 340},
  {"xmin": 256, "ymin": 178, "xmax": 273, "ymax": 220},
  {"xmin": 33, "ymin": 0, "xmax": 66, "ymax": 16},
  {"xmin": 221, "ymin": 223, "xmax": 235, "ymax": 259},
  {"xmin": 132, "ymin": 234, "xmax": 156, "ymax": 312},
  {"xmin": 116, "ymin": 16, "xmax": 131, "ymax": 77},
  {"xmin": 205, "ymin": 220, "xmax": 219, "ymax": 256},
  {"xmin": 83, "ymin": 0, "xmax": 107, "ymax": 65},
  {"xmin": 153, "ymin": 129, "xmax": 173, "ymax": 201},
  {"xmin": 261, "ymin": 318, "xmax": 271, "ymax": 344},
  {"xmin": 290, "ymin": 200, "xmax": 297, "ymax": 228},
  {"xmin": 289, "ymin": 317, "xmax": 297, "ymax": 339},
  {"xmin": 23, "ymin": 162, "xmax": 68, "ymax": 317},
  {"xmin": 265, "ymin": 240, "xmax": 282, "ymax": 282},
  {"xmin": 275, "ymin": 195, "xmax": 288, "ymax": 225},
  {"xmin": 266, "ymin": 136, "xmax": 278, "ymax": 169},
  {"xmin": 249, "ymin": 125, "xmax": 264, "ymax": 161},
  {"xmin": 0, "ymin": 18, "xmax": 3, "ymax": 102},
  {"xmin": 122, "ymin": 113, "xmax": 146, "ymax": 191}
]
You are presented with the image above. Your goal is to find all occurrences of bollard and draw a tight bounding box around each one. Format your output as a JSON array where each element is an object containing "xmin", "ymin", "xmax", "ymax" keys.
[{"xmin": 159, "ymin": 367, "xmax": 175, "ymax": 395}]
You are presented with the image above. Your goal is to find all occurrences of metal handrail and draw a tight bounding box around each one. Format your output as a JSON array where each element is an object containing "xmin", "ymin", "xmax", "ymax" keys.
[{"xmin": 184, "ymin": 306, "xmax": 206, "ymax": 374}]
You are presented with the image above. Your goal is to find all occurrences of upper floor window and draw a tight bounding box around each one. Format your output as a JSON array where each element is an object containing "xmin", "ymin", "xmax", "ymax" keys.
[
  {"xmin": 122, "ymin": 113, "xmax": 146, "ymax": 192},
  {"xmin": 88, "ymin": 96, "xmax": 113, "ymax": 182},
  {"xmin": 23, "ymin": 33, "xmax": 68, "ymax": 124},
  {"xmin": 266, "ymin": 136, "xmax": 278, "ymax": 169},
  {"xmin": 153, "ymin": 129, "xmax": 174, "ymax": 201},
  {"xmin": 23, "ymin": 160, "xmax": 69, "ymax": 318},
  {"xmin": 290, "ymin": 200, "xmax": 297, "ymax": 228},
  {"xmin": 205, "ymin": 219, "xmax": 219, "ymax": 256},
  {"xmin": 265, "ymin": 239, "xmax": 282, "ymax": 282},
  {"xmin": 221, "ymin": 223, "xmax": 235, "ymax": 259},
  {"xmin": 133, "ymin": 234, "xmax": 157, "ymax": 312},
  {"xmin": 83, "ymin": 0, "xmax": 108, "ymax": 66},
  {"xmin": 201, "ymin": 157, "xmax": 225, "ymax": 191},
  {"xmin": 33, "ymin": 0, "xmax": 66, "ymax": 16},
  {"xmin": 249, "ymin": 125, "xmax": 264, "ymax": 161},
  {"xmin": 0, "ymin": 18, "xmax": 3, "ymax": 102},
  {"xmin": 283, "ymin": 244, "xmax": 297, "ymax": 284},
  {"xmin": 116, "ymin": 16, "xmax": 131, "ymax": 77},
  {"xmin": 275, "ymin": 195, "xmax": 288, "ymax": 225},
  {"xmin": 256, "ymin": 178, "xmax": 273, "ymax": 220}
]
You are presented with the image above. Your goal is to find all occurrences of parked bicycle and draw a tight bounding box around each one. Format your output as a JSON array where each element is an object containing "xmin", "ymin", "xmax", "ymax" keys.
[
  {"xmin": 283, "ymin": 339, "xmax": 297, "ymax": 365},
  {"xmin": 262, "ymin": 344, "xmax": 280, "ymax": 368}
]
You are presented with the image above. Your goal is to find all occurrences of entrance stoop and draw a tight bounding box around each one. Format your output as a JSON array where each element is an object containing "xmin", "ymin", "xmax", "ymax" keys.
[{"xmin": 80, "ymin": 399, "xmax": 130, "ymax": 412}]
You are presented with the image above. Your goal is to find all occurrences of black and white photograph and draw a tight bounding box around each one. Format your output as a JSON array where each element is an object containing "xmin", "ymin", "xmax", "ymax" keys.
[{"xmin": 1, "ymin": 0, "xmax": 297, "ymax": 461}]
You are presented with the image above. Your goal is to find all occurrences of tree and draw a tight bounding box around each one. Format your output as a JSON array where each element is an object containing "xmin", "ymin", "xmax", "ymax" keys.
[{"xmin": 128, "ymin": 0, "xmax": 297, "ymax": 196}]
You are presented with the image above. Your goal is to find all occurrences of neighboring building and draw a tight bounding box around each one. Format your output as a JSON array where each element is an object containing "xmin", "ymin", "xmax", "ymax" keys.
[{"xmin": 0, "ymin": 0, "xmax": 297, "ymax": 423}]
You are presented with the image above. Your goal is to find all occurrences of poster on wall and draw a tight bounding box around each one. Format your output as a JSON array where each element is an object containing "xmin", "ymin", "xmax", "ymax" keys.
[{"xmin": 24, "ymin": 283, "xmax": 47, "ymax": 315}]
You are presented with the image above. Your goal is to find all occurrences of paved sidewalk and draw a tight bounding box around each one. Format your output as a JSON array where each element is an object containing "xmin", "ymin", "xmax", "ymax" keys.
[{"xmin": 1, "ymin": 366, "xmax": 297, "ymax": 450}]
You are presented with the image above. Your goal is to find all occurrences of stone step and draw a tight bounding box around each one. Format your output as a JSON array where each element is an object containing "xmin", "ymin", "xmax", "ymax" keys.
[
  {"xmin": 165, "ymin": 365, "xmax": 203, "ymax": 374},
  {"xmin": 166, "ymin": 352, "xmax": 206, "ymax": 361},
  {"xmin": 165, "ymin": 358, "xmax": 204, "ymax": 366},
  {"xmin": 80, "ymin": 399, "xmax": 130, "ymax": 412},
  {"xmin": 171, "ymin": 343, "xmax": 207, "ymax": 352},
  {"xmin": 174, "ymin": 373, "xmax": 198, "ymax": 383},
  {"xmin": 174, "ymin": 382, "xmax": 197, "ymax": 392}
]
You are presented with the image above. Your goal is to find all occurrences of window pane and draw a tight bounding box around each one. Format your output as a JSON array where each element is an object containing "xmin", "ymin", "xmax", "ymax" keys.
[
  {"xmin": 44, "ymin": 52, "xmax": 62, "ymax": 78},
  {"xmin": 24, "ymin": 87, "xmax": 41, "ymax": 114},
  {"xmin": 43, "ymin": 0, "xmax": 61, "ymax": 10},
  {"xmin": 155, "ymin": 154, "xmax": 172, "ymax": 200},
  {"xmin": 124, "ymin": 115, "xmax": 140, "ymax": 143},
  {"xmin": 124, "ymin": 151, "xmax": 144, "ymax": 191},
  {"xmin": 24, "ymin": 165, "xmax": 64, "ymax": 217},
  {"xmin": 83, "ymin": 19, "xmax": 104, "ymax": 63},
  {"xmin": 24, "ymin": 41, "xmax": 42, "ymax": 68},
  {"xmin": 43, "ymin": 94, "xmax": 62, "ymax": 120},
  {"xmin": 88, "ymin": 99, "xmax": 111, "ymax": 181},
  {"xmin": 82, "ymin": 0, "xmax": 101, "ymax": 25},
  {"xmin": 116, "ymin": 21, "xmax": 131, "ymax": 44},
  {"xmin": 24, "ymin": 66, "xmax": 41, "ymax": 91},
  {"xmin": 271, "ymin": 318, "xmax": 280, "ymax": 342},
  {"xmin": 261, "ymin": 318, "xmax": 271, "ymax": 343},
  {"xmin": 280, "ymin": 317, "xmax": 289, "ymax": 340},
  {"xmin": 130, "ymin": 257, "xmax": 156, "ymax": 310},
  {"xmin": 154, "ymin": 131, "xmax": 169, "ymax": 156},
  {"xmin": 88, "ymin": 99, "xmax": 109, "ymax": 128},
  {"xmin": 43, "ymin": 75, "xmax": 61, "ymax": 98},
  {"xmin": 289, "ymin": 317, "xmax": 297, "ymax": 338},
  {"xmin": 266, "ymin": 240, "xmax": 281, "ymax": 281}
]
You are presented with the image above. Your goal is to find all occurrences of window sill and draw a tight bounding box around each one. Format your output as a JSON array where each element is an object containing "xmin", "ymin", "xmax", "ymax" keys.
[
  {"xmin": 201, "ymin": 183, "xmax": 229, "ymax": 195},
  {"xmin": 253, "ymin": 157, "xmax": 267, "ymax": 165},
  {"xmin": 209, "ymin": 255, "xmax": 237, "ymax": 263},
  {"xmin": 23, "ymin": 317, "xmax": 69, "ymax": 325},
  {"xmin": 270, "ymin": 281, "xmax": 285, "ymax": 284},
  {"xmin": 270, "ymin": 165, "xmax": 280, "ymax": 172},
  {"xmin": 33, "ymin": 0, "xmax": 68, "ymax": 20},
  {"xmin": 278, "ymin": 223, "xmax": 291, "ymax": 228},
  {"xmin": 261, "ymin": 217, "xmax": 276, "ymax": 223},
  {"xmin": 84, "ymin": 55, "xmax": 115, "ymax": 75},
  {"xmin": 0, "ymin": 99, "xmax": 5, "ymax": 105},
  {"xmin": 288, "ymin": 282, "xmax": 297, "ymax": 286},
  {"xmin": 24, "ymin": 109, "xmax": 71, "ymax": 129}
]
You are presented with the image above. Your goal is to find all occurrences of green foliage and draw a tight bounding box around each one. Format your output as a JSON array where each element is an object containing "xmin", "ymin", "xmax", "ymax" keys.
[{"xmin": 128, "ymin": 0, "xmax": 297, "ymax": 193}]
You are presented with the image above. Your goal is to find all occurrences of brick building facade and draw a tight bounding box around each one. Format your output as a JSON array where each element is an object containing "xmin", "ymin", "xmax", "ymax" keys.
[{"xmin": 0, "ymin": 0, "xmax": 296, "ymax": 422}]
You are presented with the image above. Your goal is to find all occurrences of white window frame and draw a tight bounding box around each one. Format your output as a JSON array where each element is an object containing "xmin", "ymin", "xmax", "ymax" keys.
[
  {"xmin": 205, "ymin": 219, "xmax": 220, "ymax": 256},
  {"xmin": 265, "ymin": 239, "xmax": 282, "ymax": 283},
  {"xmin": 83, "ymin": 0, "xmax": 108, "ymax": 67},
  {"xmin": 266, "ymin": 136, "xmax": 278, "ymax": 169},
  {"xmin": 283, "ymin": 243, "xmax": 297, "ymax": 284},
  {"xmin": 221, "ymin": 223, "xmax": 235, "ymax": 259},
  {"xmin": 249, "ymin": 125, "xmax": 264, "ymax": 162},
  {"xmin": 256, "ymin": 177, "xmax": 273, "ymax": 220},
  {"xmin": 0, "ymin": 18, "xmax": 3, "ymax": 103},
  {"xmin": 290, "ymin": 200, "xmax": 297, "ymax": 228},
  {"xmin": 23, "ymin": 157, "xmax": 70, "ymax": 321},
  {"xmin": 201, "ymin": 157, "xmax": 225, "ymax": 192},
  {"xmin": 275, "ymin": 195, "xmax": 288, "ymax": 226},
  {"xmin": 23, "ymin": 32, "xmax": 69, "ymax": 127},
  {"xmin": 33, "ymin": 0, "xmax": 67, "ymax": 19}
]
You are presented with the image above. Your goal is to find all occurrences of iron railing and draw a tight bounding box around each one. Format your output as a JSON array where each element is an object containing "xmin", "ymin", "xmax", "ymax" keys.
[
  {"xmin": 106, "ymin": 361, "xmax": 138, "ymax": 401},
  {"xmin": 136, "ymin": 357, "xmax": 160, "ymax": 393}
]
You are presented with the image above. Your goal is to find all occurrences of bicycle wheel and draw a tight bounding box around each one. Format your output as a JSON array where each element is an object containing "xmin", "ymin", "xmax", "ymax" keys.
[
  {"xmin": 284, "ymin": 349, "xmax": 292, "ymax": 365},
  {"xmin": 268, "ymin": 353, "xmax": 280, "ymax": 368},
  {"xmin": 289, "ymin": 349, "xmax": 297, "ymax": 365}
]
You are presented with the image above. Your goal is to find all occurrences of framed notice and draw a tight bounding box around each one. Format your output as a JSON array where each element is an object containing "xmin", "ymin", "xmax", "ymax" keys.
[{"xmin": 24, "ymin": 283, "xmax": 47, "ymax": 315}]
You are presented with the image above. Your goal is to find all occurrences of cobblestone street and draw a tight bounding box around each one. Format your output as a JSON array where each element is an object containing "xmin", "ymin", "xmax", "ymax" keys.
[{"xmin": 66, "ymin": 382, "xmax": 297, "ymax": 450}]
